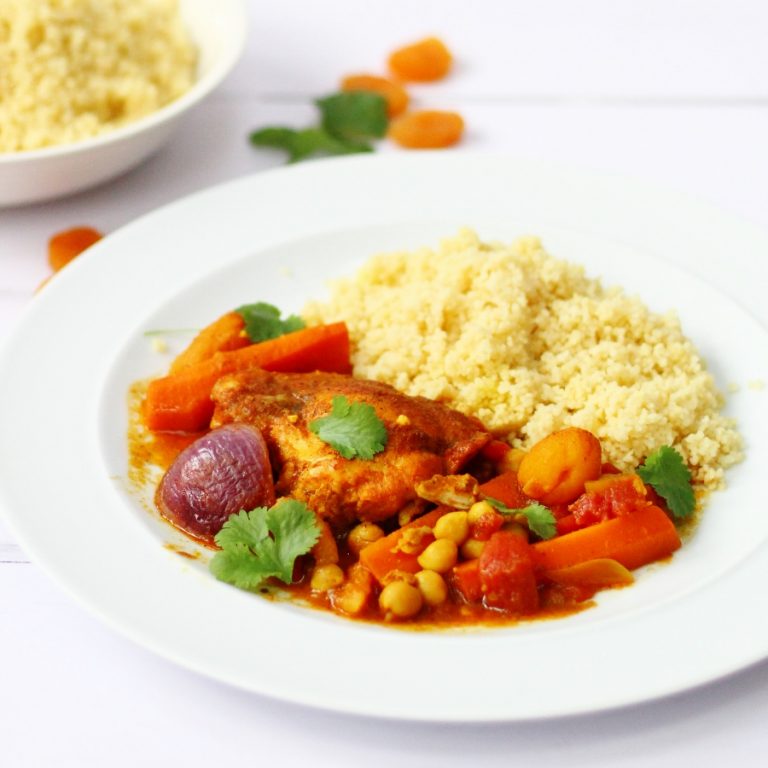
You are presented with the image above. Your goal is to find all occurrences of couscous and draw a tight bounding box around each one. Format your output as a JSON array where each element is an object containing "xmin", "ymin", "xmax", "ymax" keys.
[
  {"xmin": 0, "ymin": 0, "xmax": 196, "ymax": 152},
  {"xmin": 303, "ymin": 229, "xmax": 743, "ymax": 497}
]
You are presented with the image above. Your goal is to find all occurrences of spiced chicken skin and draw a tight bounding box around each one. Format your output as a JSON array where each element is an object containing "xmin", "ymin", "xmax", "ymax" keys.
[{"xmin": 210, "ymin": 370, "xmax": 491, "ymax": 528}]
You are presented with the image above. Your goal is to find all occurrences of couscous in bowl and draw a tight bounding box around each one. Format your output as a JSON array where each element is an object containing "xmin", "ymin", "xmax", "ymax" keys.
[{"xmin": 0, "ymin": 0, "xmax": 246, "ymax": 206}]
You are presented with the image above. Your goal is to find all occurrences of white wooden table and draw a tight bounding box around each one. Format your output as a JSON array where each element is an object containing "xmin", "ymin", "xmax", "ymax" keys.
[{"xmin": 2, "ymin": 2, "xmax": 768, "ymax": 765}]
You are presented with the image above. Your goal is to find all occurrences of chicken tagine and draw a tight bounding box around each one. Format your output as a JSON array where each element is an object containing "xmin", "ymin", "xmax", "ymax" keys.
[{"xmin": 133, "ymin": 296, "xmax": 699, "ymax": 628}]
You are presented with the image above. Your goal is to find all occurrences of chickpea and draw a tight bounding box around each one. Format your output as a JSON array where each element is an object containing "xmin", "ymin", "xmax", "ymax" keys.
[
  {"xmin": 310, "ymin": 563, "xmax": 344, "ymax": 592},
  {"xmin": 331, "ymin": 584, "xmax": 369, "ymax": 616},
  {"xmin": 415, "ymin": 570, "xmax": 448, "ymax": 606},
  {"xmin": 461, "ymin": 537, "xmax": 486, "ymax": 560},
  {"xmin": 379, "ymin": 580, "xmax": 423, "ymax": 619},
  {"xmin": 500, "ymin": 521, "xmax": 529, "ymax": 539},
  {"xmin": 433, "ymin": 510, "xmax": 469, "ymax": 545},
  {"xmin": 417, "ymin": 538, "xmax": 458, "ymax": 573},
  {"xmin": 517, "ymin": 427, "xmax": 602, "ymax": 505},
  {"xmin": 347, "ymin": 522, "xmax": 385, "ymax": 555},
  {"xmin": 468, "ymin": 500, "xmax": 494, "ymax": 525}
]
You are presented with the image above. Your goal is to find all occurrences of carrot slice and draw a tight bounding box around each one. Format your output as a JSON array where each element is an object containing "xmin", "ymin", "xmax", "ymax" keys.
[
  {"xmin": 389, "ymin": 110, "xmax": 464, "ymax": 149},
  {"xmin": 341, "ymin": 73, "xmax": 409, "ymax": 117},
  {"xmin": 48, "ymin": 226, "xmax": 103, "ymax": 271},
  {"xmin": 359, "ymin": 508, "xmax": 446, "ymax": 583},
  {"xmin": 388, "ymin": 37, "xmax": 452, "ymax": 82},
  {"xmin": 144, "ymin": 322, "xmax": 351, "ymax": 432},
  {"xmin": 479, "ymin": 470, "xmax": 531, "ymax": 509},
  {"xmin": 169, "ymin": 311, "xmax": 249, "ymax": 375},
  {"xmin": 532, "ymin": 505, "xmax": 681, "ymax": 573}
]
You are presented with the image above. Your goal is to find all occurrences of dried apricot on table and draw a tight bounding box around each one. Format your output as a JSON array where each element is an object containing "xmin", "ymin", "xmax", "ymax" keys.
[
  {"xmin": 389, "ymin": 110, "xmax": 464, "ymax": 149},
  {"xmin": 388, "ymin": 37, "xmax": 453, "ymax": 82},
  {"xmin": 341, "ymin": 73, "xmax": 409, "ymax": 117},
  {"xmin": 48, "ymin": 226, "xmax": 103, "ymax": 271}
]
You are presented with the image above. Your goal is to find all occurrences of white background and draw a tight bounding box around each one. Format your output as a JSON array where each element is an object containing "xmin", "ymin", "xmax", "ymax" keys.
[{"xmin": 2, "ymin": 1, "xmax": 768, "ymax": 765}]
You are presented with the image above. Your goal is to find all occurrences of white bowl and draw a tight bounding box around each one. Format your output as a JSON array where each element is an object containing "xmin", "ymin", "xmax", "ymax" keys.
[{"xmin": 0, "ymin": 0, "xmax": 247, "ymax": 207}]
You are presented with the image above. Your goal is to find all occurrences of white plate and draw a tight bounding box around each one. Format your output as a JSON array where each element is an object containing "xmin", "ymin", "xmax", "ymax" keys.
[{"xmin": 1, "ymin": 154, "xmax": 768, "ymax": 722}]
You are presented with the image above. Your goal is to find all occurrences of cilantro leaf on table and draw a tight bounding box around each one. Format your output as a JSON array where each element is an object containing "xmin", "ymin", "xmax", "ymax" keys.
[
  {"xmin": 636, "ymin": 445, "xmax": 695, "ymax": 520},
  {"xmin": 315, "ymin": 92, "xmax": 389, "ymax": 142},
  {"xmin": 249, "ymin": 126, "xmax": 372, "ymax": 163},
  {"xmin": 309, "ymin": 395, "xmax": 388, "ymax": 460},
  {"xmin": 210, "ymin": 500, "xmax": 320, "ymax": 590},
  {"xmin": 485, "ymin": 497, "xmax": 557, "ymax": 540},
  {"xmin": 235, "ymin": 302, "xmax": 305, "ymax": 343}
]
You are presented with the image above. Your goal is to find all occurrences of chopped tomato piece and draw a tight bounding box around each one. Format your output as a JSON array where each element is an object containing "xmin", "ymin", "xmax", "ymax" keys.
[
  {"xmin": 470, "ymin": 508, "xmax": 503, "ymax": 541},
  {"xmin": 570, "ymin": 473, "xmax": 649, "ymax": 528},
  {"xmin": 480, "ymin": 440, "xmax": 511, "ymax": 463},
  {"xmin": 478, "ymin": 531, "xmax": 539, "ymax": 614},
  {"xmin": 450, "ymin": 559, "xmax": 482, "ymax": 603}
]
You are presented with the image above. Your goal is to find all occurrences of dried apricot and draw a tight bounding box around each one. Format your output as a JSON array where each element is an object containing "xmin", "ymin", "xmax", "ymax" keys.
[
  {"xmin": 48, "ymin": 226, "xmax": 103, "ymax": 272},
  {"xmin": 517, "ymin": 428, "xmax": 602, "ymax": 506},
  {"xmin": 388, "ymin": 110, "xmax": 464, "ymax": 149},
  {"xmin": 388, "ymin": 37, "xmax": 453, "ymax": 82},
  {"xmin": 340, "ymin": 73, "xmax": 409, "ymax": 117}
]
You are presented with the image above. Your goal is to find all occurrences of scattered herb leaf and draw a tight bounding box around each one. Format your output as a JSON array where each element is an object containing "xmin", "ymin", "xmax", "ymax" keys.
[
  {"xmin": 235, "ymin": 302, "xmax": 305, "ymax": 343},
  {"xmin": 210, "ymin": 500, "xmax": 320, "ymax": 590},
  {"xmin": 249, "ymin": 126, "xmax": 372, "ymax": 163},
  {"xmin": 485, "ymin": 497, "xmax": 557, "ymax": 540},
  {"xmin": 316, "ymin": 91, "xmax": 389, "ymax": 142},
  {"xmin": 636, "ymin": 446, "xmax": 695, "ymax": 520},
  {"xmin": 309, "ymin": 395, "xmax": 388, "ymax": 460}
]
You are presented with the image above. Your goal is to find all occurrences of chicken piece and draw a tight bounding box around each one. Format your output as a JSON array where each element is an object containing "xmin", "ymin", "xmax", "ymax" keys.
[
  {"xmin": 210, "ymin": 370, "xmax": 490, "ymax": 528},
  {"xmin": 415, "ymin": 474, "xmax": 479, "ymax": 509}
]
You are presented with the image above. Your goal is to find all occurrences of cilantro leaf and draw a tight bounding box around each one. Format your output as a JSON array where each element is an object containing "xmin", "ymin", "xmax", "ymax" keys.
[
  {"xmin": 235, "ymin": 302, "xmax": 305, "ymax": 343},
  {"xmin": 214, "ymin": 508, "xmax": 268, "ymax": 551},
  {"xmin": 309, "ymin": 395, "xmax": 388, "ymax": 460},
  {"xmin": 249, "ymin": 125, "xmax": 372, "ymax": 163},
  {"xmin": 210, "ymin": 500, "xmax": 320, "ymax": 590},
  {"xmin": 637, "ymin": 446, "xmax": 695, "ymax": 519},
  {"xmin": 316, "ymin": 92, "xmax": 388, "ymax": 142},
  {"xmin": 485, "ymin": 497, "xmax": 557, "ymax": 540}
]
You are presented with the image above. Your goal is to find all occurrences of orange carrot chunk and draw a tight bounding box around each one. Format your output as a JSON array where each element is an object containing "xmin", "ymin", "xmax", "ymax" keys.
[
  {"xmin": 144, "ymin": 322, "xmax": 352, "ymax": 432},
  {"xmin": 532, "ymin": 505, "xmax": 681, "ymax": 573},
  {"xmin": 388, "ymin": 37, "xmax": 453, "ymax": 82},
  {"xmin": 169, "ymin": 311, "xmax": 250, "ymax": 375},
  {"xmin": 48, "ymin": 226, "xmax": 103, "ymax": 271},
  {"xmin": 389, "ymin": 110, "xmax": 464, "ymax": 149},
  {"xmin": 479, "ymin": 470, "xmax": 532, "ymax": 510},
  {"xmin": 341, "ymin": 73, "xmax": 410, "ymax": 117}
]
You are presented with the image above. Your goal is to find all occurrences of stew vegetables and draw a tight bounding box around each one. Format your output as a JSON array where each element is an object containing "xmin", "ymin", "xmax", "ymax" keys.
[{"xmin": 135, "ymin": 302, "xmax": 696, "ymax": 628}]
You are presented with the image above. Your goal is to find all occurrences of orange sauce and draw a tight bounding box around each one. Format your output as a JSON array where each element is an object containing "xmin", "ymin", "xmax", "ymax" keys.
[{"xmin": 126, "ymin": 381, "xmax": 626, "ymax": 629}]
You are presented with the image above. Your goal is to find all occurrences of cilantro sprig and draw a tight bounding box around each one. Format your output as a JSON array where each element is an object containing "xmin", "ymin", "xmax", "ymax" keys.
[
  {"xmin": 235, "ymin": 302, "xmax": 305, "ymax": 343},
  {"xmin": 210, "ymin": 500, "xmax": 320, "ymax": 590},
  {"xmin": 637, "ymin": 445, "xmax": 695, "ymax": 520},
  {"xmin": 316, "ymin": 92, "xmax": 388, "ymax": 142},
  {"xmin": 484, "ymin": 497, "xmax": 557, "ymax": 540},
  {"xmin": 309, "ymin": 395, "xmax": 388, "ymax": 460},
  {"xmin": 248, "ymin": 91, "xmax": 388, "ymax": 163},
  {"xmin": 249, "ymin": 126, "xmax": 372, "ymax": 164}
]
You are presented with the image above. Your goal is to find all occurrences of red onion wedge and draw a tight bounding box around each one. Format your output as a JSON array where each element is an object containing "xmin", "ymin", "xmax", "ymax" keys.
[{"xmin": 156, "ymin": 424, "xmax": 275, "ymax": 541}]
